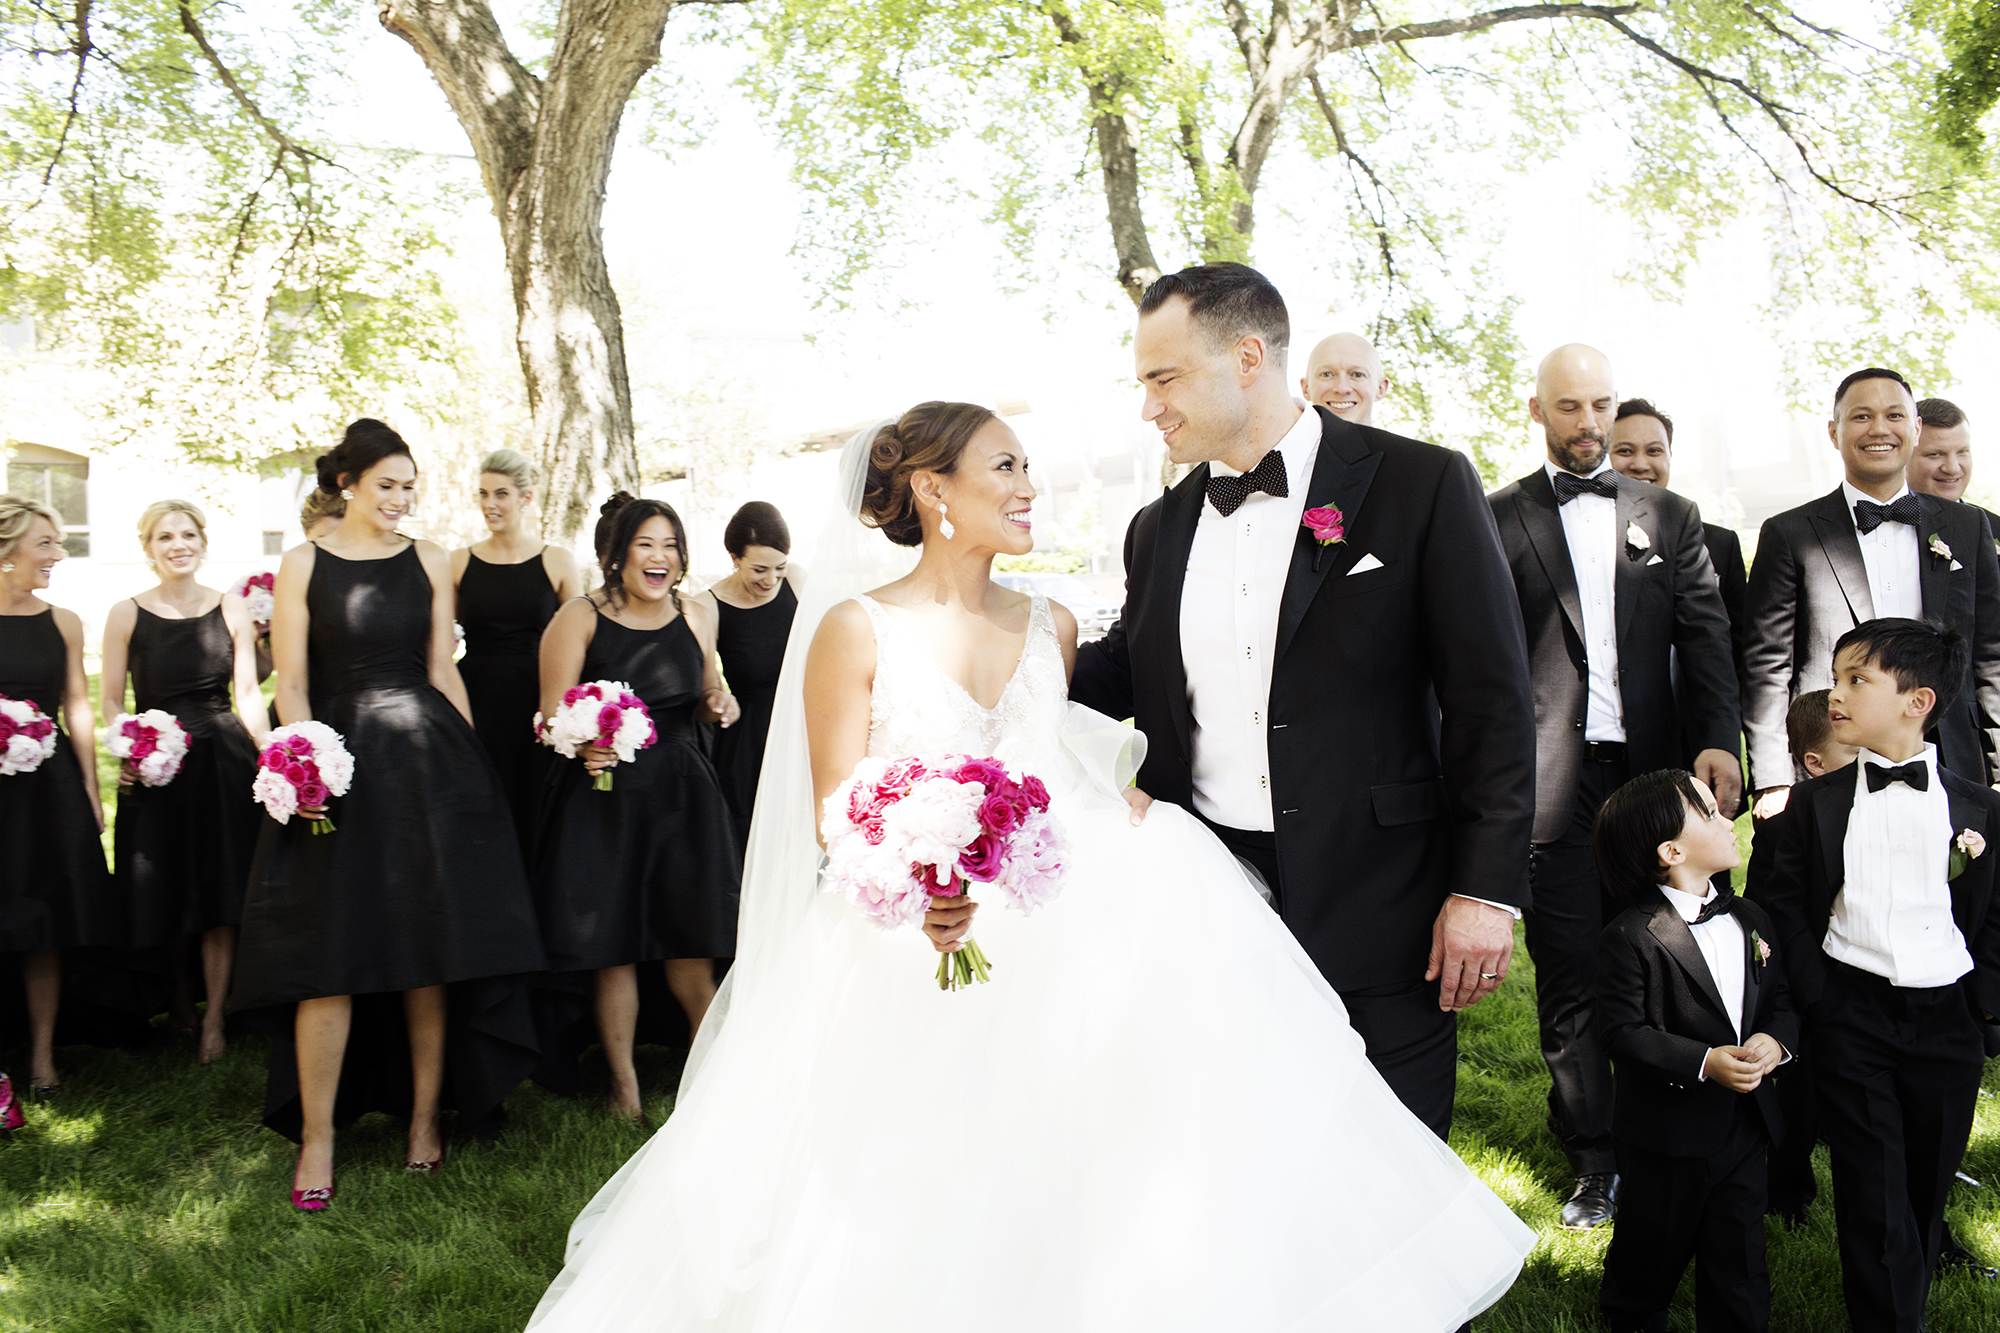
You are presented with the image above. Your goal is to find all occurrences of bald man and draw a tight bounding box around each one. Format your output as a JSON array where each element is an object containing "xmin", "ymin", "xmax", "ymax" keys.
[
  {"xmin": 1300, "ymin": 332, "xmax": 1389, "ymax": 426},
  {"xmin": 1488, "ymin": 344, "xmax": 1740, "ymax": 1231}
]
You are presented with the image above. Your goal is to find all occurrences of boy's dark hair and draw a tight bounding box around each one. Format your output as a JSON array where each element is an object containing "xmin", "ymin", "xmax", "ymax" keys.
[
  {"xmin": 1591, "ymin": 769, "xmax": 1712, "ymax": 902},
  {"xmin": 1615, "ymin": 397, "xmax": 1675, "ymax": 443},
  {"xmin": 1833, "ymin": 366, "xmax": 1913, "ymax": 410},
  {"xmin": 1831, "ymin": 617, "xmax": 1968, "ymax": 717},
  {"xmin": 1138, "ymin": 262, "xmax": 1290, "ymax": 358},
  {"xmin": 1786, "ymin": 689, "xmax": 1835, "ymax": 765}
]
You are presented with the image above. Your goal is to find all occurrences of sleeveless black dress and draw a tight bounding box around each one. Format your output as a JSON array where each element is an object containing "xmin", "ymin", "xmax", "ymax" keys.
[
  {"xmin": 458, "ymin": 549, "xmax": 560, "ymax": 849},
  {"xmin": 115, "ymin": 602, "xmax": 262, "ymax": 945},
  {"xmin": 0, "ymin": 609, "xmax": 114, "ymax": 951},
  {"xmin": 714, "ymin": 581, "xmax": 797, "ymax": 849},
  {"xmin": 235, "ymin": 543, "xmax": 547, "ymax": 1140}
]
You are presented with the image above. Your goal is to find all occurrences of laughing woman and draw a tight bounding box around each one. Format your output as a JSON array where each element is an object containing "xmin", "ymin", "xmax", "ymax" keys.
[
  {"xmin": 533, "ymin": 494, "xmax": 741, "ymax": 1118},
  {"xmin": 233, "ymin": 419, "xmax": 546, "ymax": 1210},
  {"xmin": 99, "ymin": 500, "xmax": 269, "ymax": 1064}
]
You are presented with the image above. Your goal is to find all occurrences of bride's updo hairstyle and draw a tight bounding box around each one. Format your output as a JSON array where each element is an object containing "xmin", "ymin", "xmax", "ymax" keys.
[
  {"xmin": 316, "ymin": 418, "xmax": 414, "ymax": 495},
  {"xmin": 596, "ymin": 491, "xmax": 690, "ymax": 609},
  {"xmin": 859, "ymin": 401, "xmax": 997, "ymax": 547}
]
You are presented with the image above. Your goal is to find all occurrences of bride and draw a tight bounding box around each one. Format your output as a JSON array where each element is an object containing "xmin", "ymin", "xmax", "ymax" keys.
[{"xmin": 527, "ymin": 403, "xmax": 1534, "ymax": 1332}]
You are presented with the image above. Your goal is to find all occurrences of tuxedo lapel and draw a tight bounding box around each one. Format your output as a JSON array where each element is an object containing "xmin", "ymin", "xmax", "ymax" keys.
[
  {"xmin": 1156, "ymin": 468, "xmax": 1206, "ymax": 759},
  {"xmin": 1808, "ymin": 489, "xmax": 1874, "ymax": 623},
  {"xmin": 1815, "ymin": 767, "xmax": 1856, "ymax": 910},
  {"xmin": 1918, "ymin": 493, "xmax": 1949, "ymax": 619},
  {"xmin": 1518, "ymin": 471, "xmax": 1586, "ymax": 643},
  {"xmin": 1645, "ymin": 899, "xmax": 1734, "ymax": 1036},
  {"xmin": 1613, "ymin": 479, "xmax": 1650, "ymax": 649},
  {"xmin": 1738, "ymin": 907, "xmax": 1763, "ymax": 1044},
  {"xmin": 1275, "ymin": 412, "xmax": 1383, "ymax": 662},
  {"xmin": 1943, "ymin": 773, "xmax": 1988, "ymax": 919}
]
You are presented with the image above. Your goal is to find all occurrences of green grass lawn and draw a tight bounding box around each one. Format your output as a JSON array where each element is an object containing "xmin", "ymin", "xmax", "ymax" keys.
[{"xmin": 4, "ymin": 813, "xmax": 1997, "ymax": 1329}]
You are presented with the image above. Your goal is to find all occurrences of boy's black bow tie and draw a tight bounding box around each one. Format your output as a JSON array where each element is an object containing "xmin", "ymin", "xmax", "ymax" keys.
[
  {"xmin": 1865, "ymin": 759, "xmax": 1929, "ymax": 793},
  {"xmin": 1552, "ymin": 471, "xmax": 1618, "ymax": 505},
  {"xmin": 1853, "ymin": 494, "xmax": 1922, "ymax": 534},
  {"xmin": 1205, "ymin": 449, "xmax": 1289, "ymax": 516},
  {"xmin": 1691, "ymin": 889, "xmax": 1736, "ymax": 925}
]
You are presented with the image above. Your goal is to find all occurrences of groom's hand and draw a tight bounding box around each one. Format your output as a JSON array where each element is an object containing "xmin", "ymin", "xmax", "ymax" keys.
[
  {"xmin": 1121, "ymin": 787, "xmax": 1153, "ymax": 825},
  {"xmin": 1426, "ymin": 896, "xmax": 1515, "ymax": 1012}
]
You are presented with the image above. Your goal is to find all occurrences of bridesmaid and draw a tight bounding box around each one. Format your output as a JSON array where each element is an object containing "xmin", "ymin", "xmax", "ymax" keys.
[
  {"xmin": 234, "ymin": 419, "xmax": 546, "ymax": 1210},
  {"xmin": 0, "ymin": 495, "xmax": 114, "ymax": 1105},
  {"xmin": 535, "ymin": 495, "xmax": 741, "ymax": 1118},
  {"xmin": 451, "ymin": 449, "xmax": 582, "ymax": 847},
  {"xmin": 254, "ymin": 490, "xmax": 346, "ymax": 684},
  {"xmin": 701, "ymin": 502, "xmax": 802, "ymax": 850},
  {"xmin": 98, "ymin": 500, "xmax": 269, "ymax": 1064}
]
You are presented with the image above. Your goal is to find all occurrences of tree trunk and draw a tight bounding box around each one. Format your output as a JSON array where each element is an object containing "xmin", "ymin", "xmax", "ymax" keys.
[{"xmin": 379, "ymin": 0, "xmax": 691, "ymax": 544}]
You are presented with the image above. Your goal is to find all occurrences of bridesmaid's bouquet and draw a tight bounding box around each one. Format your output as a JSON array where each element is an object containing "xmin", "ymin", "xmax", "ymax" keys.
[
  {"xmin": 252, "ymin": 721, "xmax": 354, "ymax": 834},
  {"xmin": 102, "ymin": 711, "xmax": 191, "ymax": 787},
  {"xmin": 232, "ymin": 570, "xmax": 276, "ymax": 631},
  {"xmin": 821, "ymin": 754, "xmax": 1068, "ymax": 991},
  {"xmin": 539, "ymin": 680, "xmax": 656, "ymax": 791},
  {"xmin": 0, "ymin": 695, "xmax": 58, "ymax": 777}
]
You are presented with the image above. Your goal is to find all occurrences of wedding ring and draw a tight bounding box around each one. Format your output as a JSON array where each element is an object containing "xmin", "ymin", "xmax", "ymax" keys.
[{"xmin": 1479, "ymin": 972, "xmax": 1498, "ymax": 980}]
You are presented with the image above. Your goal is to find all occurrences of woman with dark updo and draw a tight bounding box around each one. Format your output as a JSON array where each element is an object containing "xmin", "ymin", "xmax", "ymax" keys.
[
  {"xmin": 699, "ymin": 501, "xmax": 802, "ymax": 849},
  {"xmin": 533, "ymin": 493, "xmax": 741, "ymax": 1119},
  {"xmin": 233, "ymin": 418, "xmax": 546, "ymax": 1210}
]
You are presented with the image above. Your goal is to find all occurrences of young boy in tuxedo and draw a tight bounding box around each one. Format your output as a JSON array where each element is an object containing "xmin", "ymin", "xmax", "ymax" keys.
[
  {"xmin": 1757, "ymin": 618, "xmax": 2000, "ymax": 1332},
  {"xmin": 1592, "ymin": 769, "xmax": 1798, "ymax": 1332}
]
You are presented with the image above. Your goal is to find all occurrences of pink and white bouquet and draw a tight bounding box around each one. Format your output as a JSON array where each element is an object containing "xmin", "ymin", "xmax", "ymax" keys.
[
  {"xmin": 102, "ymin": 710, "xmax": 191, "ymax": 787},
  {"xmin": 539, "ymin": 680, "xmax": 655, "ymax": 791},
  {"xmin": 252, "ymin": 721, "xmax": 354, "ymax": 834},
  {"xmin": 231, "ymin": 571, "xmax": 276, "ymax": 630},
  {"xmin": 821, "ymin": 754, "xmax": 1068, "ymax": 990},
  {"xmin": 0, "ymin": 695, "xmax": 58, "ymax": 777}
]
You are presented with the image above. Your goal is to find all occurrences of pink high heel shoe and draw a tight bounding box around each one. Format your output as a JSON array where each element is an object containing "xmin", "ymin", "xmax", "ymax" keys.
[
  {"xmin": 291, "ymin": 1149, "xmax": 335, "ymax": 1212},
  {"xmin": 0, "ymin": 1074, "xmax": 24, "ymax": 1132}
]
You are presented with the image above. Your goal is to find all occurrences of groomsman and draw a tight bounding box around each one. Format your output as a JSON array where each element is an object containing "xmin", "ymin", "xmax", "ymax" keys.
[
  {"xmin": 1742, "ymin": 369, "xmax": 2000, "ymax": 817},
  {"xmin": 1489, "ymin": 344, "xmax": 1741, "ymax": 1229},
  {"xmin": 1298, "ymin": 331, "xmax": 1388, "ymax": 425},
  {"xmin": 1911, "ymin": 398, "xmax": 1998, "ymax": 538}
]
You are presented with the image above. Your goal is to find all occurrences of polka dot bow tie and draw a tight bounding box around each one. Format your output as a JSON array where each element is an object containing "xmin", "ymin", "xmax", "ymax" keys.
[
  {"xmin": 1205, "ymin": 449, "xmax": 1289, "ymax": 516},
  {"xmin": 1552, "ymin": 471, "xmax": 1619, "ymax": 505},
  {"xmin": 1853, "ymin": 494, "xmax": 1922, "ymax": 534}
]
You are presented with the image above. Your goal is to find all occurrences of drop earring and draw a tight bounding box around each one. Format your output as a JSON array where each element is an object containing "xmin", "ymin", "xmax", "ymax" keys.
[
  {"xmin": 0, "ymin": 562, "xmax": 12, "ymax": 572},
  {"xmin": 938, "ymin": 503, "xmax": 955, "ymax": 540},
  {"xmin": 340, "ymin": 489, "xmax": 355, "ymax": 501}
]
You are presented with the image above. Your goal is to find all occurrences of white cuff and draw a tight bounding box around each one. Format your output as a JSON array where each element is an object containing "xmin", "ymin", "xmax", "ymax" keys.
[{"xmin": 1452, "ymin": 893, "xmax": 1523, "ymax": 921}]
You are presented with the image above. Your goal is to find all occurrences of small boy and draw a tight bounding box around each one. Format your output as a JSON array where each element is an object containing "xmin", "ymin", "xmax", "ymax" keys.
[
  {"xmin": 1757, "ymin": 618, "xmax": 2000, "ymax": 1332},
  {"xmin": 1592, "ymin": 769, "xmax": 1798, "ymax": 1333}
]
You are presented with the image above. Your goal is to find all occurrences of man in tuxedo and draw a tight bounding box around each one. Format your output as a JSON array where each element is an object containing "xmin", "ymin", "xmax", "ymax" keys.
[
  {"xmin": 1487, "ymin": 344, "xmax": 1741, "ymax": 1229},
  {"xmin": 1299, "ymin": 331, "xmax": 1388, "ymax": 426},
  {"xmin": 1742, "ymin": 369, "xmax": 2000, "ymax": 819},
  {"xmin": 1071, "ymin": 263, "xmax": 1536, "ymax": 1143},
  {"xmin": 1911, "ymin": 398, "xmax": 1998, "ymax": 539}
]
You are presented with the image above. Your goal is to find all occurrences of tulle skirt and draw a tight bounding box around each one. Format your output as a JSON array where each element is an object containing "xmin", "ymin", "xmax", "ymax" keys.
[{"xmin": 528, "ymin": 770, "xmax": 1532, "ymax": 1331}]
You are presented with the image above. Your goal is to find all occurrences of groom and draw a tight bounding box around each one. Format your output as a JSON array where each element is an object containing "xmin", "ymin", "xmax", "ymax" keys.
[{"xmin": 1072, "ymin": 264, "xmax": 1536, "ymax": 1139}]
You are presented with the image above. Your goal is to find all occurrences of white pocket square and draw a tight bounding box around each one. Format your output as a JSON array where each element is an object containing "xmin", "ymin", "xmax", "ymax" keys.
[
  {"xmin": 1347, "ymin": 553, "xmax": 1384, "ymax": 575},
  {"xmin": 1952, "ymin": 559, "xmax": 1965, "ymax": 571},
  {"xmin": 1646, "ymin": 554, "xmax": 1664, "ymax": 566}
]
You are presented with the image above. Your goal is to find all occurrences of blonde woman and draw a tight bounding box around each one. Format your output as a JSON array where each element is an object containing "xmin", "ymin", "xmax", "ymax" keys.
[
  {"xmin": 99, "ymin": 500, "xmax": 269, "ymax": 1063},
  {"xmin": 451, "ymin": 448, "xmax": 582, "ymax": 845},
  {"xmin": 0, "ymin": 494, "xmax": 113, "ymax": 1107}
]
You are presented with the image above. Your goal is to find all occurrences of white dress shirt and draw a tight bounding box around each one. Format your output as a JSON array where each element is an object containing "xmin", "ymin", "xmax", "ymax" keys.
[
  {"xmin": 1661, "ymin": 885, "xmax": 1749, "ymax": 1041},
  {"xmin": 1826, "ymin": 745, "xmax": 1974, "ymax": 988},
  {"xmin": 1181, "ymin": 403, "xmax": 1320, "ymax": 831},
  {"xmin": 1841, "ymin": 480, "xmax": 1923, "ymax": 620},
  {"xmin": 1546, "ymin": 460, "xmax": 1625, "ymax": 742}
]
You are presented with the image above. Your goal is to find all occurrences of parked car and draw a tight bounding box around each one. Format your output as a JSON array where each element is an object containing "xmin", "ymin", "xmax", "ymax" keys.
[{"xmin": 992, "ymin": 572, "xmax": 1120, "ymax": 642}]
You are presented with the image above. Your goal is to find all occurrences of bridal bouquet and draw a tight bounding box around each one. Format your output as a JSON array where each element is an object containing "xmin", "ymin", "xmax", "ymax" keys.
[
  {"xmin": 540, "ymin": 680, "xmax": 655, "ymax": 790},
  {"xmin": 821, "ymin": 754, "xmax": 1067, "ymax": 990},
  {"xmin": 231, "ymin": 570, "xmax": 276, "ymax": 630},
  {"xmin": 102, "ymin": 711, "xmax": 191, "ymax": 787},
  {"xmin": 252, "ymin": 721, "xmax": 354, "ymax": 834},
  {"xmin": 0, "ymin": 695, "xmax": 58, "ymax": 777}
]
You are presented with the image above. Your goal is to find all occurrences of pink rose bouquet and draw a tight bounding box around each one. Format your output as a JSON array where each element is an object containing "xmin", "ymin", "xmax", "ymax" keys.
[
  {"xmin": 102, "ymin": 710, "xmax": 191, "ymax": 787},
  {"xmin": 0, "ymin": 695, "xmax": 58, "ymax": 777},
  {"xmin": 252, "ymin": 721, "xmax": 354, "ymax": 834},
  {"xmin": 231, "ymin": 571, "xmax": 277, "ymax": 630},
  {"xmin": 821, "ymin": 753, "xmax": 1068, "ymax": 990},
  {"xmin": 539, "ymin": 680, "xmax": 656, "ymax": 791}
]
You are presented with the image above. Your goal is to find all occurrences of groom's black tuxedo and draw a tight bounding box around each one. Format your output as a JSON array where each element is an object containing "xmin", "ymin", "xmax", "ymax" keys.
[{"xmin": 1071, "ymin": 408, "xmax": 1536, "ymax": 1133}]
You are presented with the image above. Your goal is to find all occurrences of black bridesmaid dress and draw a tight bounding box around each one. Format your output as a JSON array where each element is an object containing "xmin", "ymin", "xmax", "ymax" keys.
[
  {"xmin": 457, "ymin": 549, "xmax": 560, "ymax": 850},
  {"xmin": 713, "ymin": 581, "xmax": 797, "ymax": 849},
  {"xmin": 115, "ymin": 603, "xmax": 262, "ymax": 946},
  {"xmin": 234, "ymin": 542, "xmax": 547, "ymax": 1140}
]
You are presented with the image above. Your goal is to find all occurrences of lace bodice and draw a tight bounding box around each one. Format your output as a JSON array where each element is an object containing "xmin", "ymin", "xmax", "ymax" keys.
[{"xmin": 859, "ymin": 593, "xmax": 1067, "ymax": 776}]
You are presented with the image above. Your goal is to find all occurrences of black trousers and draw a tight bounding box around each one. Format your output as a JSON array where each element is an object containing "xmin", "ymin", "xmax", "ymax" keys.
[
  {"xmin": 1525, "ymin": 755, "xmax": 1625, "ymax": 1176},
  {"xmin": 1765, "ymin": 1034, "xmax": 1819, "ymax": 1215},
  {"xmin": 1600, "ymin": 1099, "xmax": 1771, "ymax": 1333},
  {"xmin": 1205, "ymin": 818, "xmax": 1458, "ymax": 1141},
  {"xmin": 1812, "ymin": 961, "xmax": 1985, "ymax": 1333}
]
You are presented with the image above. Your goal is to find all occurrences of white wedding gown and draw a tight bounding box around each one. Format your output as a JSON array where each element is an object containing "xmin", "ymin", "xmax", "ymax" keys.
[{"xmin": 528, "ymin": 591, "xmax": 1534, "ymax": 1332}]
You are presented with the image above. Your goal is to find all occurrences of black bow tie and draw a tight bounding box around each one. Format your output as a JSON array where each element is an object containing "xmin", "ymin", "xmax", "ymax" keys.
[
  {"xmin": 1865, "ymin": 759, "xmax": 1929, "ymax": 793},
  {"xmin": 1205, "ymin": 450, "xmax": 1290, "ymax": 517},
  {"xmin": 1552, "ymin": 471, "xmax": 1619, "ymax": 505},
  {"xmin": 1854, "ymin": 494, "xmax": 1922, "ymax": 534},
  {"xmin": 1691, "ymin": 889, "xmax": 1736, "ymax": 926}
]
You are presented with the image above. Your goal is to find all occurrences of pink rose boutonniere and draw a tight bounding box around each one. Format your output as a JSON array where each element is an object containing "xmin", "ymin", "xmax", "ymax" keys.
[
  {"xmin": 1748, "ymin": 927, "xmax": 1772, "ymax": 979},
  {"xmin": 1930, "ymin": 533, "xmax": 1953, "ymax": 562},
  {"xmin": 1302, "ymin": 505, "xmax": 1345, "ymax": 571},
  {"xmin": 1949, "ymin": 827, "xmax": 1987, "ymax": 881}
]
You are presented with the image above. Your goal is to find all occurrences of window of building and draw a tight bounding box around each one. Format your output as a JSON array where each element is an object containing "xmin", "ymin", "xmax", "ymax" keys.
[
  {"xmin": 6, "ymin": 444, "xmax": 89, "ymax": 557},
  {"xmin": 263, "ymin": 531, "xmax": 285, "ymax": 556}
]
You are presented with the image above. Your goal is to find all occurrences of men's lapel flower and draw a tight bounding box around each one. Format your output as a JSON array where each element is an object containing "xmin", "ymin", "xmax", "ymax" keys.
[
  {"xmin": 1625, "ymin": 521, "xmax": 1650, "ymax": 559},
  {"xmin": 1302, "ymin": 506, "xmax": 1345, "ymax": 571},
  {"xmin": 1930, "ymin": 533, "xmax": 1953, "ymax": 561},
  {"xmin": 1949, "ymin": 827, "xmax": 1987, "ymax": 881},
  {"xmin": 1748, "ymin": 928, "xmax": 1771, "ymax": 980}
]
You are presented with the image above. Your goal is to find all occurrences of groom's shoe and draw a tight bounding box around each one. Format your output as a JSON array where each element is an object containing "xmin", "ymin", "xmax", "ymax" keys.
[{"xmin": 1559, "ymin": 1173, "xmax": 1619, "ymax": 1230}]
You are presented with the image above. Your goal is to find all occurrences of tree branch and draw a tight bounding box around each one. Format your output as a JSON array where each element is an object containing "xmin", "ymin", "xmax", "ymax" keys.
[
  {"xmin": 1339, "ymin": 3, "xmax": 1639, "ymax": 49},
  {"xmin": 1047, "ymin": 3, "xmax": 1162, "ymax": 302},
  {"xmin": 40, "ymin": 0, "xmax": 93, "ymax": 188},
  {"xmin": 1306, "ymin": 70, "xmax": 1396, "ymax": 278},
  {"xmin": 179, "ymin": 4, "xmax": 335, "ymax": 173}
]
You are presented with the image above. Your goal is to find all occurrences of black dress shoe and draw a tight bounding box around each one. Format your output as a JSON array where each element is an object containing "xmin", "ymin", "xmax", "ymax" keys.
[
  {"xmin": 1937, "ymin": 1243, "xmax": 2000, "ymax": 1280},
  {"xmin": 1561, "ymin": 1172, "xmax": 1620, "ymax": 1230}
]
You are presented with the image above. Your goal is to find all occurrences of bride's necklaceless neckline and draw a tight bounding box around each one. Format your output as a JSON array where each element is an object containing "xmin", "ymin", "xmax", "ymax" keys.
[{"xmin": 861, "ymin": 593, "xmax": 1036, "ymax": 714}]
